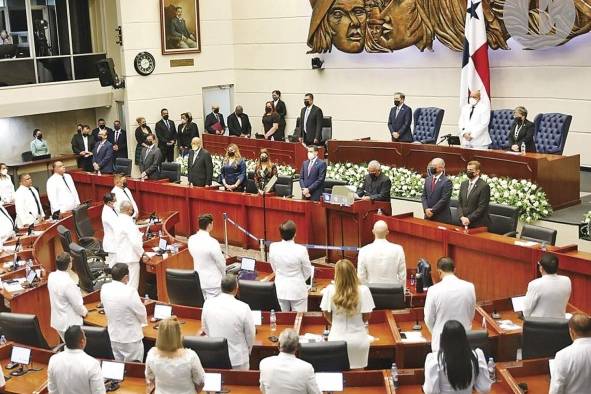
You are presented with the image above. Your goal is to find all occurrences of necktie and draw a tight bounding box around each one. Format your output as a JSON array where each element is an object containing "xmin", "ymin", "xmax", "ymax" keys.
[
  {"xmin": 192, "ymin": 150, "xmax": 199, "ymax": 165},
  {"xmin": 469, "ymin": 106, "xmax": 475, "ymax": 119},
  {"xmin": 467, "ymin": 181, "xmax": 475, "ymax": 197},
  {"xmin": 62, "ymin": 176, "xmax": 72, "ymax": 193},
  {"xmin": 165, "ymin": 120, "xmax": 170, "ymax": 130},
  {"xmin": 395, "ymin": 106, "xmax": 400, "ymax": 119},
  {"xmin": 0, "ymin": 206, "xmax": 14, "ymax": 228},
  {"xmin": 115, "ymin": 131, "xmax": 120, "ymax": 142},
  {"xmin": 97, "ymin": 142, "xmax": 104, "ymax": 153},
  {"xmin": 29, "ymin": 187, "xmax": 42, "ymax": 215},
  {"xmin": 431, "ymin": 177, "xmax": 436, "ymax": 191},
  {"xmin": 111, "ymin": 207, "xmax": 118, "ymax": 216},
  {"xmin": 308, "ymin": 159, "xmax": 314, "ymax": 176},
  {"xmin": 123, "ymin": 188, "xmax": 132, "ymax": 201},
  {"xmin": 304, "ymin": 108, "xmax": 311, "ymax": 134}
]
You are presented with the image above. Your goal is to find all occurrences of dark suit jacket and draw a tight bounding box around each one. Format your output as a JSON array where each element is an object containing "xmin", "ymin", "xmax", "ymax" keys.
[
  {"xmin": 177, "ymin": 123, "xmax": 199, "ymax": 149},
  {"xmin": 110, "ymin": 129, "xmax": 128, "ymax": 159},
  {"xmin": 457, "ymin": 178, "xmax": 491, "ymax": 228},
  {"xmin": 187, "ymin": 148, "xmax": 213, "ymax": 187},
  {"xmin": 275, "ymin": 99, "xmax": 287, "ymax": 132},
  {"xmin": 388, "ymin": 104, "xmax": 413, "ymax": 142},
  {"xmin": 227, "ymin": 113, "xmax": 252, "ymax": 137},
  {"xmin": 71, "ymin": 133, "xmax": 96, "ymax": 171},
  {"xmin": 92, "ymin": 127, "xmax": 113, "ymax": 143},
  {"xmin": 205, "ymin": 112, "xmax": 226, "ymax": 134},
  {"xmin": 421, "ymin": 175, "xmax": 453, "ymax": 224},
  {"xmin": 299, "ymin": 105, "xmax": 323, "ymax": 145},
  {"xmin": 357, "ymin": 173, "xmax": 391, "ymax": 201},
  {"xmin": 140, "ymin": 146, "xmax": 162, "ymax": 179},
  {"xmin": 169, "ymin": 17, "xmax": 192, "ymax": 39},
  {"xmin": 92, "ymin": 141, "xmax": 114, "ymax": 174},
  {"xmin": 507, "ymin": 120, "xmax": 536, "ymax": 152},
  {"xmin": 299, "ymin": 159, "xmax": 327, "ymax": 201},
  {"xmin": 155, "ymin": 119, "xmax": 177, "ymax": 148}
]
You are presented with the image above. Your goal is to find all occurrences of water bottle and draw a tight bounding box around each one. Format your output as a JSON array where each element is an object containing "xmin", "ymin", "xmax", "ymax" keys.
[
  {"xmin": 521, "ymin": 141, "xmax": 526, "ymax": 155},
  {"xmin": 323, "ymin": 326, "xmax": 330, "ymax": 342},
  {"xmin": 410, "ymin": 273, "xmax": 416, "ymax": 287},
  {"xmin": 464, "ymin": 224, "xmax": 469, "ymax": 234},
  {"xmin": 487, "ymin": 357, "xmax": 496, "ymax": 382},
  {"xmin": 541, "ymin": 241, "xmax": 547, "ymax": 252},
  {"xmin": 270, "ymin": 309, "xmax": 277, "ymax": 332},
  {"xmin": 377, "ymin": 208, "xmax": 383, "ymax": 215},
  {"xmin": 0, "ymin": 335, "xmax": 6, "ymax": 345},
  {"xmin": 145, "ymin": 294, "xmax": 150, "ymax": 302},
  {"xmin": 391, "ymin": 363, "xmax": 400, "ymax": 388}
]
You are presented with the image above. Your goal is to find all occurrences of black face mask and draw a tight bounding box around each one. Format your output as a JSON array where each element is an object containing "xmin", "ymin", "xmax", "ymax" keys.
[
  {"xmin": 515, "ymin": 117, "xmax": 523, "ymax": 123},
  {"xmin": 162, "ymin": 115, "xmax": 169, "ymax": 120},
  {"xmin": 114, "ymin": 126, "xmax": 121, "ymax": 130},
  {"xmin": 146, "ymin": 140, "xmax": 153, "ymax": 146},
  {"xmin": 99, "ymin": 125, "xmax": 105, "ymax": 129},
  {"xmin": 213, "ymin": 109, "xmax": 219, "ymax": 114},
  {"xmin": 304, "ymin": 100, "xmax": 311, "ymax": 107},
  {"xmin": 427, "ymin": 166, "xmax": 436, "ymax": 175},
  {"xmin": 122, "ymin": 182, "xmax": 128, "ymax": 188},
  {"xmin": 466, "ymin": 171, "xmax": 476, "ymax": 179},
  {"xmin": 37, "ymin": 134, "xmax": 43, "ymax": 140},
  {"xmin": 77, "ymin": 128, "xmax": 82, "ymax": 133},
  {"xmin": 394, "ymin": 100, "xmax": 401, "ymax": 106},
  {"xmin": 265, "ymin": 107, "xmax": 272, "ymax": 113},
  {"xmin": 228, "ymin": 151, "xmax": 235, "ymax": 157},
  {"xmin": 260, "ymin": 156, "xmax": 268, "ymax": 162},
  {"xmin": 370, "ymin": 173, "xmax": 378, "ymax": 180}
]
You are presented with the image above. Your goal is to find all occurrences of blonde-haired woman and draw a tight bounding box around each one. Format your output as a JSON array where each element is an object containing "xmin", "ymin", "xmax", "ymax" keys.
[
  {"xmin": 320, "ymin": 259, "xmax": 375, "ymax": 369},
  {"xmin": 220, "ymin": 143, "xmax": 246, "ymax": 192},
  {"xmin": 134, "ymin": 117, "xmax": 153, "ymax": 167},
  {"xmin": 145, "ymin": 317, "xmax": 205, "ymax": 393}
]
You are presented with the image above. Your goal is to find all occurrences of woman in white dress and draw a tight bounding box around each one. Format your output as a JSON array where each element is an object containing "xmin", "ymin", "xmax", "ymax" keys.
[
  {"xmin": 423, "ymin": 320, "xmax": 492, "ymax": 394},
  {"xmin": 0, "ymin": 163, "xmax": 15, "ymax": 204},
  {"xmin": 320, "ymin": 259, "xmax": 375, "ymax": 369},
  {"xmin": 145, "ymin": 317, "xmax": 205, "ymax": 393}
]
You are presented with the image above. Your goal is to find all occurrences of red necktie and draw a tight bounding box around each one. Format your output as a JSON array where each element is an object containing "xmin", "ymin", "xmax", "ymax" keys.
[{"xmin": 431, "ymin": 177, "xmax": 436, "ymax": 191}]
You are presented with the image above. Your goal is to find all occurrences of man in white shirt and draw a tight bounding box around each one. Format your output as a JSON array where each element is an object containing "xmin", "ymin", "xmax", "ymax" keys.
[
  {"xmin": 523, "ymin": 253, "xmax": 572, "ymax": 319},
  {"xmin": 101, "ymin": 192, "xmax": 119, "ymax": 268},
  {"xmin": 188, "ymin": 213, "xmax": 226, "ymax": 299},
  {"xmin": 15, "ymin": 173, "xmax": 45, "ymax": 227},
  {"xmin": 201, "ymin": 274, "xmax": 255, "ymax": 370},
  {"xmin": 357, "ymin": 220, "xmax": 406, "ymax": 288},
  {"xmin": 269, "ymin": 220, "xmax": 312, "ymax": 312},
  {"xmin": 458, "ymin": 90, "xmax": 491, "ymax": 149},
  {"xmin": 111, "ymin": 174, "xmax": 138, "ymax": 219},
  {"xmin": 46, "ymin": 161, "xmax": 80, "ymax": 215},
  {"xmin": 424, "ymin": 257, "xmax": 476, "ymax": 351},
  {"xmin": 114, "ymin": 201, "xmax": 145, "ymax": 290},
  {"xmin": 0, "ymin": 201, "xmax": 16, "ymax": 245},
  {"xmin": 48, "ymin": 253, "xmax": 88, "ymax": 341},
  {"xmin": 100, "ymin": 263, "xmax": 147, "ymax": 362},
  {"xmin": 550, "ymin": 313, "xmax": 591, "ymax": 394},
  {"xmin": 47, "ymin": 325, "xmax": 106, "ymax": 394},
  {"xmin": 259, "ymin": 328, "xmax": 321, "ymax": 394}
]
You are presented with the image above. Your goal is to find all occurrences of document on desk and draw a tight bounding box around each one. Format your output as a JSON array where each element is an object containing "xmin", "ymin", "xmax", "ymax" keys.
[
  {"xmin": 3, "ymin": 281, "xmax": 24, "ymax": 293},
  {"xmin": 315, "ymin": 373, "xmax": 343, "ymax": 392},
  {"xmin": 204, "ymin": 373, "xmax": 222, "ymax": 392},
  {"xmin": 498, "ymin": 320, "xmax": 521, "ymax": 331},
  {"xmin": 511, "ymin": 296, "xmax": 526, "ymax": 312},
  {"xmin": 299, "ymin": 333, "xmax": 323, "ymax": 343},
  {"xmin": 401, "ymin": 331, "xmax": 427, "ymax": 343},
  {"xmin": 251, "ymin": 310, "xmax": 262, "ymax": 326}
]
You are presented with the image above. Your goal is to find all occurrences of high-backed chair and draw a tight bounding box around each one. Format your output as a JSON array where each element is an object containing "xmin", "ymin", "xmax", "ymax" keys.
[
  {"xmin": 165, "ymin": 269, "xmax": 204, "ymax": 308},
  {"xmin": 70, "ymin": 242, "xmax": 107, "ymax": 293},
  {"xmin": 237, "ymin": 280, "xmax": 281, "ymax": 311},
  {"xmin": 323, "ymin": 179, "xmax": 348, "ymax": 195},
  {"xmin": 488, "ymin": 203, "xmax": 519, "ymax": 237},
  {"xmin": 449, "ymin": 199, "xmax": 461, "ymax": 226},
  {"xmin": 115, "ymin": 158, "xmax": 132, "ymax": 176},
  {"xmin": 522, "ymin": 317, "xmax": 572, "ymax": 359},
  {"xmin": 520, "ymin": 224, "xmax": 557, "ymax": 246},
  {"xmin": 488, "ymin": 109, "xmax": 514, "ymax": 150},
  {"xmin": 321, "ymin": 116, "xmax": 332, "ymax": 144},
  {"xmin": 57, "ymin": 225, "xmax": 73, "ymax": 253},
  {"xmin": 81, "ymin": 326, "xmax": 114, "ymax": 359},
  {"xmin": 274, "ymin": 175, "xmax": 293, "ymax": 197},
  {"xmin": 534, "ymin": 113, "xmax": 572, "ymax": 154},
  {"xmin": 466, "ymin": 330, "xmax": 491, "ymax": 360},
  {"xmin": 160, "ymin": 162, "xmax": 181, "ymax": 183},
  {"xmin": 245, "ymin": 171, "xmax": 258, "ymax": 194},
  {"xmin": 413, "ymin": 107, "xmax": 444, "ymax": 144},
  {"xmin": 183, "ymin": 336, "xmax": 232, "ymax": 369},
  {"xmin": 299, "ymin": 341, "xmax": 350, "ymax": 372},
  {"xmin": 21, "ymin": 151, "xmax": 33, "ymax": 162},
  {"xmin": 368, "ymin": 284, "xmax": 405, "ymax": 310},
  {"xmin": 0, "ymin": 312, "xmax": 49, "ymax": 349},
  {"xmin": 72, "ymin": 204, "xmax": 103, "ymax": 254}
]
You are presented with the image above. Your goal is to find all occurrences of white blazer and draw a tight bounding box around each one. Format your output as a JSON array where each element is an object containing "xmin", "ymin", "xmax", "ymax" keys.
[
  {"xmin": 100, "ymin": 280, "xmax": 147, "ymax": 343},
  {"xmin": 47, "ymin": 348, "xmax": 106, "ymax": 394},
  {"xmin": 357, "ymin": 238, "xmax": 406, "ymax": 288},
  {"xmin": 523, "ymin": 274, "xmax": 572, "ymax": 319},
  {"xmin": 0, "ymin": 176, "xmax": 15, "ymax": 204},
  {"xmin": 15, "ymin": 185, "xmax": 45, "ymax": 227},
  {"xmin": 259, "ymin": 352, "xmax": 321, "ymax": 394},
  {"xmin": 101, "ymin": 205, "xmax": 119, "ymax": 254},
  {"xmin": 424, "ymin": 274, "xmax": 476, "ymax": 351},
  {"xmin": 458, "ymin": 102, "xmax": 492, "ymax": 148},
  {"xmin": 268, "ymin": 240, "xmax": 312, "ymax": 301},
  {"xmin": 111, "ymin": 186, "xmax": 138, "ymax": 219},
  {"xmin": 188, "ymin": 230, "xmax": 226, "ymax": 290},
  {"xmin": 114, "ymin": 214, "xmax": 144, "ymax": 263},
  {"xmin": 550, "ymin": 337, "xmax": 591, "ymax": 394},
  {"xmin": 0, "ymin": 203, "xmax": 15, "ymax": 243},
  {"xmin": 46, "ymin": 173, "xmax": 80, "ymax": 214},
  {"xmin": 47, "ymin": 270, "xmax": 87, "ymax": 333}
]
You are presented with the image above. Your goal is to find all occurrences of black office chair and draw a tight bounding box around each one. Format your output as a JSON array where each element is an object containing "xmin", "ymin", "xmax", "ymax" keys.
[
  {"xmin": 520, "ymin": 224, "xmax": 557, "ymax": 246},
  {"xmin": 522, "ymin": 317, "xmax": 572, "ymax": 359},
  {"xmin": 160, "ymin": 162, "xmax": 181, "ymax": 183},
  {"xmin": 0, "ymin": 312, "xmax": 49, "ymax": 349},
  {"xmin": 321, "ymin": 116, "xmax": 332, "ymax": 144},
  {"xmin": 165, "ymin": 269, "xmax": 205, "ymax": 308},
  {"xmin": 238, "ymin": 280, "xmax": 281, "ymax": 311},
  {"xmin": 299, "ymin": 341, "xmax": 350, "ymax": 372},
  {"xmin": 488, "ymin": 203, "xmax": 519, "ymax": 237},
  {"xmin": 115, "ymin": 158, "xmax": 132, "ymax": 176},
  {"xmin": 466, "ymin": 330, "xmax": 491, "ymax": 360},
  {"xmin": 245, "ymin": 172, "xmax": 258, "ymax": 194},
  {"xmin": 183, "ymin": 336, "xmax": 233, "ymax": 369},
  {"xmin": 368, "ymin": 284, "xmax": 405, "ymax": 310},
  {"xmin": 323, "ymin": 179, "xmax": 348, "ymax": 195},
  {"xmin": 57, "ymin": 225, "xmax": 73, "ymax": 253},
  {"xmin": 70, "ymin": 242, "xmax": 109, "ymax": 293},
  {"xmin": 21, "ymin": 151, "xmax": 33, "ymax": 162},
  {"xmin": 72, "ymin": 204, "xmax": 103, "ymax": 255},
  {"xmin": 81, "ymin": 326, "xmax": 114, "ymax": 360},
  {"xmin": 449, "ymin": 199, "xmax": 461, "ymax": 226}
]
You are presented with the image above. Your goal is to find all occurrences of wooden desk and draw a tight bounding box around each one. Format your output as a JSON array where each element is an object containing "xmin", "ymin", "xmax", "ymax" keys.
[
  {"xmin": 0, "ymin": 343, "xmax": 54, "ymax": 394},
  {"xmin": 497, "ymin": 359, "xmax": 551, "ymax": 393},
  {"xmin": 326, "ymin": 140, "xmax": 580, "ymax": 209},
  {"xmin": 390, "ymin": 367, "xmax": 513, "ymax": 393},
  {"xmin": 5, "ymin": 154, "xmax": 78, "ymax": 176},
  {"xmin": 552, "ymin": 249, "xmax": 591, "ymax": 313}
]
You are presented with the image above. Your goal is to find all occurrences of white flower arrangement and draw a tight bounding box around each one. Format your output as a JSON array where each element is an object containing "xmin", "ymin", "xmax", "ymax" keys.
[
  {"xmin": 174, "ymin": 156, "xmax": 188, "ymax": 176},
  {"xmin": 584, "ymin": 211, "xmax": 591, "ymax": 224},
  {"xmin": 210, "ymin": 155, "xmax": 296, "ymax": 179}
]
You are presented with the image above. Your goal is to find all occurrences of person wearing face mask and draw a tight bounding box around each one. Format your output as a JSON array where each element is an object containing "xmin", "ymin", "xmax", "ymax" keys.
[
  {"xmin": 507, "ymin": 106, "xmax": 536, "ymax": 153},
  {"xmin": 299, "ymin": 146, "xmax": 326, "ymax": 201},
  {"xmin": 227, "ymin": 106, "xmax": 252, "ymax": 137},
  {"xmin": 140, "ymin": 134, "xmax": 162, "ymax": 180},
  {"xmin": 205, "ymin": 105, "xmax": 226, "ymax": 135},
  {"xmin": 261, "ymin": 101, "xmax": 281, "ymax": 140},
  {"xmin": 220, "ymin": 143, "xmax": 246, "ymax": 192},
  {"xmin": 111, "ymin": 120, "xmax": 128, "ymax": 165},
  {"xmin": 176, "ymin": 112, "xmax": 199, "ymax": 158},
  {"xmin": 30, "ymin": 128, "xmax": 49, "ymax": 157},
  {"xmin": 356, "ymin": 160, "xmax": 391, "ymax": 202},
  {"xmin": 187, "ymin": 137, "xmax": 213, "ymax": 187},
  {"xmin": 254, "ymin": 149, "xmax": 278, "ymax": 194},
  {"xmin": 387, "ymin": 92, "xmax": 413, "ymax": 142},
  {"xmin": 272, "ymin": 90, "xmax": 287, "ymax": 139},
  {"xmin": 46, "ymin": 161, "xmax": 81, "ymax": 215},
  {"xmin": 298, "ymin": 93, "xmax": 324, "ymax": 146},
  {"xmin": 155, "ymin": 108, "xmax": 177, "ymax": 163},
  {"xmin": 15, "ymin": 173, "xmax": 45, "ymax": 227},
  {"xmin": 457, "ymin": 161, "xmax": 491, "ymax": 229},
  {"xmin": 71, "ymin": 125, "xmax": 95, "ymax": 172},
  {"xmin": 421, "ymin": 158, "xmax": 453, "ymax": 224},
  {"xmin": 113, "ymin": 201, "xmax": 147, "ymax": 291},
  {"xmin": 0, "ymin": 163, "xmax": 15, "ymax": 204},
  {"xmin": 92, "ymin": 129, "xmax": 114, "ymax": 174},
  {"xmin": 134, "ymin": 117, "xmax": 153, "ymax": 167},
  {"xmin": 111, "ymin": 174, "xmax": 138, "ymax": 219},
  {"xmin": 92, "ymin": 118, "xmax": 113, "ymax": 143},
  {"xmin": 458, "ymin": 91, "xmax": 492, "ymax": 149}
]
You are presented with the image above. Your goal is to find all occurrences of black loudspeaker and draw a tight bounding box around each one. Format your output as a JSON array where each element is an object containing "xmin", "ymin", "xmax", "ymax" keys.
[{"xmin": 96, "ymin": 58, "xmax": 116, "ymax": 87}]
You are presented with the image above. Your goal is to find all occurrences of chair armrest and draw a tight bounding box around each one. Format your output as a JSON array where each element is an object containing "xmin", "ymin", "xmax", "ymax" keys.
[
  {"xmin": 503, "ymin": 231, "xmax": 518, "ymax": 238},
  {"xmin": 52, "ymin": 343, "xmax": 66, "ymax": 352},
  {"xmin": 79, "ymin": 236, "xmax": 99, "ymax": 243}
]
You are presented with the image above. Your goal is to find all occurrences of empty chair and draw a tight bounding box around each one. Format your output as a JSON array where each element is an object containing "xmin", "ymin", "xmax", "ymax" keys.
[
  {"xmin": 70, "ymin": 242, "xmax": 108, "ymax": 293},
  {"xmin": 81, "ymin": 326, "xmax": 114, "ymax": 360},
  {"xmin": 72, "ymin": 204, "xmax": 103, "ymax": 255},
  {"xmin": 160, "ymin": 162, "xmax": 181, "ymax": 183},
  {"xmin": 237, "ymin": 280, "xmax": 281, "ymax": 311},
  {"xmin": 368, "ymin": 284, "xmax": 405, "ymax": 310},
  {"xmin": 520, "ymin": 224, "xmax": 557, "ymax": 246},
  {"xmin": 488, "ymin": 109, "xmax": 514, "ymax": 150},
  {"xmin": 448, "ymin": 199, "xmax": 461, "ymax": 226},
  {"xmin": 299, "ymin": 341, "xmax": 350, "ymax": 372},
  {"xmin": 115, "ymin": 158, "xmax": 132, "ymax": 176},
  {"xmin": 522, "ymin": 317, "xmax": 572, "ymax": 359},
  {"xmin": 534, "ymin": 113, "xmax": 572, "ymax": 154},
  {"xmin": 245, "ymin": 173, "xmax": 258, "ymax": 194},
  {"xmin": 413, "ymin": 107, "xmax": 445, "ymax": 144},
  {"xmin": 0, "ymin": 312, "xmax": 49, "ymax": 349},
  {"xmin": 274, "ymin": 175, "xmax": 293, "ymax": 197},
  {"xmin": 323, "ymin": 179, "xmax": 347, "ymax": 195},
  {"xmin": 21, "ymin": 151, "xmax": 33, "ymax": 162},
  {"xmin": 466, "ymin": 330, "xmax": 491, "ymax": 360},
  {"xmin": 165, "ymin": 269, "xmax": 204, "ymax": 308},
  {"xmin": 57, "ymin": 225, "xmax": 73, "ymax": 254},
  {"xmin": 488, "ymin": 203, "xmax": 519, "ymax": 237},
  {"xmin": 182, "ymin": 336, "xmax": 232, "ymax": 369},
  {"xmin": 321, "ymin": 116, "xmax": 332, "ymax": 144}
]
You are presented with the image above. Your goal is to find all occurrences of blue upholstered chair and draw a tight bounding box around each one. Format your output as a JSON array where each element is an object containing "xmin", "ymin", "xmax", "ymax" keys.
[
  {"xmin": 488, "ymin": 109, "xmax": 514, "ymax": 150},
  {"xmin": 413, "ymin": 107, "xmax": 444, "ymax": 144},
  {"xmin": 533, "ymin": 113, "xmax": 572, "ymax": 154}
]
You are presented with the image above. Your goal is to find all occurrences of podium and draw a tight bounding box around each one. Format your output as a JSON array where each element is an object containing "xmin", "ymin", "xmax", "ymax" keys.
[{"xmin": 325, "ymin": 199, "xmax": 391, "ymax": 263}]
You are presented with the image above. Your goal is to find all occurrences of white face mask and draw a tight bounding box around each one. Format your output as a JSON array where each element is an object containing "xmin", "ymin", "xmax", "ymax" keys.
[
  {"xmin": 0, "ymin": 169, "xmax": 7, "ymax": 176},
  {"xmin": 307, "ymin": 152, "xmax": 315, "ymax": 160},
  {"xmin": 469, "ymin": 97, "xmax": 478, "ymax": 106}
]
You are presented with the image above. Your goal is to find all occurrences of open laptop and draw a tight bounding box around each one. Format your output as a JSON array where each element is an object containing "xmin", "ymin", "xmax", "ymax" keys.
[{"xmin": 239, "ymin": 257, "xmax": 257, "ymax": 281}]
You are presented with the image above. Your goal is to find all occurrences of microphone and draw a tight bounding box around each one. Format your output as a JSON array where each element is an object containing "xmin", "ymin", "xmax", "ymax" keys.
[
  {"xmin": 27, "ymin": 224, "xmax": 34, "ymax": 236},
  {"xmin": 11, "ymin": 237, "xmax": 21, "ymax": 271},
  {"xmin": 437, "ymin": 134, "xmax": 452, "ymax": 146}
]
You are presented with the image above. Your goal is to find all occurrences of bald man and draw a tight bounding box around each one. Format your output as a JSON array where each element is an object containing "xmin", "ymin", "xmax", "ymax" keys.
[
  {"xmin": 421, "ymin": 158, "xmax": 453, "ymax": 224},
  {"xmin": 46, "ymin": 161, "xmax": 80, "ymax": 215},
  {"xmin": 357, "ymin": 220, "xmax": 406, "ymax": 288},
  {"xmin": 356, "ymin": 160, "xmax": 391, "ymax": 202},
  {"xmin": 458, "ymin": 90, "xmax": 491, "ymax": 149},
  {"xmin": 187, "ymin": 137, "xmax": 213, "ymax": 187}
]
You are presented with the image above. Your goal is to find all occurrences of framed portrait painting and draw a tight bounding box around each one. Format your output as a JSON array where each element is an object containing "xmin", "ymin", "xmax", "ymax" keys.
[{"xmin": 160, "ymin": 0, "xmax": 201, "ymax": 54}]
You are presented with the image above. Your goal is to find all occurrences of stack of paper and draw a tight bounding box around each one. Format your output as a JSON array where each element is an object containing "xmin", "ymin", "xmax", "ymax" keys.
[
  {"xmin": 401, "ymin": 331, "xmax": 427, "ymax": 343},
  {"xmin": 498, "ymin": 320, "xmax": 521, "ymax": 331},
  {"xmin": 299, "ymin": 333, "xmax": 324, "ymax": 343}
]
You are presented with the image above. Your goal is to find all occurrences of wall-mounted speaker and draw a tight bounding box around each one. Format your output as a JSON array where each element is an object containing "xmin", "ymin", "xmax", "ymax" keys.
[{"xmin": 96, "ymin": 58, "xmax": 117, "ymax": 87}]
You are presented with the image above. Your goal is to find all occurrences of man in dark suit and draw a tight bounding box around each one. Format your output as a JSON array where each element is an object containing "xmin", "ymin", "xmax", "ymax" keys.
[
  {"xmin": 92, "ymin": 118, "xmax": 113, "ymax": 143},
  {"xmin": 507, "ymin": 106, "xmax": 536, "ymax": 153},
  {"xmin": 187, "ymin": 137, "xmax": 213, "ymax": 187},
  {"xmin": 168, "ymin": 6, "xmax": 197, "ymax": 49},
  {"xmin": 92, "ymin": 129, "xmax": 114, "ymax": 174},
  {"xmin": 299, "ymin": 146, "xmax": 326, "ymax": 201},
  {"xmin": 204, "ymin": 105, "xmax": 226, "ymax": 135},
  {"xmin": 110, "ymin": 120, "xmax": 128, "ymax": 163},
  {"xmin": 71, "ymin": 124, "xmax": 95, "ymax": 172},
  {"xmin": 227, "ymin": 106, "xmax": 252, "ymax": 137},
  {"xmin": 298, "ymin": 93, "xmax": 323, "ymax": 146},
  {"xmin": 458, "ymin": 161, "xmax": 491, "ymax": 229},
  {"xmin": 140, "ymin": 134, "xmax": 162, "ymax": 180},
  {"xmin": 155, "ymin": 108, "xmax": 176, "ymax": 162},
  {"xmin": 356, "ymin": 160, "xmax": 391, "ymax": 202},
  {"xmin": 422, "ymin": 158, "xmax": 453, "ymax": 224},
  {"xmin": 272, "ymin": 90, "xmax": 287, "ymax": 140},
  {"xmin": 387, "ymin": 92, "xmax": 413, "ymax": 142}
]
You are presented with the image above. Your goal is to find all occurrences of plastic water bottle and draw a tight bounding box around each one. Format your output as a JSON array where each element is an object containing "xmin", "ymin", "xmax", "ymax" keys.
[
  {"xmin": 521, "ymin": 141, "xmax": 526, "ymax": 155},
  {"xmin": 145, "ymin": 294, "xmax": 150, "ymax": 302},
  {"xmin": 487, "ymin": 357, "xmax": 496, "ymax": 382},
  {"xmin": 541, "ymin": 241, "xmax": 547, "ymax": 252},
  {"xmin": 0, "ymin": 335, "xmax": 6, "ymax": 345},
  {"xmin": 391, "ymin": 363, "xmax": 400, "ymax": 388},
  {"xmin": 270, "ymin": 309, "xmax": 277, "ymax": 332},
  {"xmin": 323, "ymin": 327, "xmax": 330, "ymax": 341},
  {"xmin": 410, "ymin": 273, "xmax": 416, "ymax": 287},
  {"xmin": 377, "ymin": 208, "xmax": 383, "ymax": 215}
]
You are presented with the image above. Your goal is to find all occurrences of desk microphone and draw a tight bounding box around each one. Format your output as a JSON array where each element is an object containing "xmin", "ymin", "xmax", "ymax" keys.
[
  {"xmin": 408, "ymin": 290, "xmax": 422, "ymax": 331},
  {"xmin": 27, "ymin": 224, "xmax": 34, "ymax": 236},
  {"xmin": 437, "ymin": 134, "xmax": 452, "ymax": 146}
]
